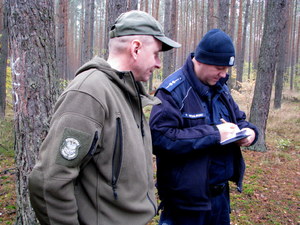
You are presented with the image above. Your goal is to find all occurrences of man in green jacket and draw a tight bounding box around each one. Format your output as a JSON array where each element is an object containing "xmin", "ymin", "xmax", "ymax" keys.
[{"xmin": 29, "ymin": 10, "xmax": 180, "ymax": 225}]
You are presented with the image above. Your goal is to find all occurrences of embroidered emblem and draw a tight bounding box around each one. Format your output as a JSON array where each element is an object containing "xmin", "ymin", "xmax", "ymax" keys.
[
  {"xmin": 229, "ymin": 56, "xmax": 235, "ymax": 66},
  {"xmin": 60, "ymin": 138, "xmax": 80, "ymax": 160}
]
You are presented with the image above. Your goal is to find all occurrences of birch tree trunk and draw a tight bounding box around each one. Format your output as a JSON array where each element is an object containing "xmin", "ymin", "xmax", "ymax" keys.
[{"xmin": 7, "ymin": 0, "xmax": 59, "ymax": 223}]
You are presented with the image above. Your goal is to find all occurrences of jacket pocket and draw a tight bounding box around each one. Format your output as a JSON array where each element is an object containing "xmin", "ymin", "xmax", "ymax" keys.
[{"xmin": 112, "ymin": 117, "xmax": 123, "ymax": 199}]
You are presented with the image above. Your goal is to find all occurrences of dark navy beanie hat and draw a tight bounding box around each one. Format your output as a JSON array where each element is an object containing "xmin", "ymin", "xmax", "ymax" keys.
[{"xmin": 194, "ymin": 29, "xmax": 235, "ymax": 66}]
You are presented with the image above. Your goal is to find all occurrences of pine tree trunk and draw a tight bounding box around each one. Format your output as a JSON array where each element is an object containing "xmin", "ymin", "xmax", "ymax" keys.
[
  {"xmin": 249, "ymin": 0, "xmax": 288, "ymax": 152},
  {"xmin": 162, "ymin": 0, "xmax": 177, "ymax": 79},
  {"xmin": 235, "ymin": 0, "xmax": 243, "ymax": 88},
  {"xmin": 57, "ymin": 0, "xmax": 68, "ymax": 80},
  {"xmin": 81, "ymin": 0, "xmax": 95, "ymax": 65},
  {"xmin": 274, "ymin": 1, "xmax": 289, "ymax": 109},
  {"xmin": 7, "ymin": 0, "xmax": 59, "ymax": 223},
  {"xmin": 207, "ymin": 0, "xmax": 215, "ymax": 31},
  {"xmin": 0, "ymin": 0, "xmax": 8, "ymax": 118},
  {"xmin": 104, "ymin": 0, "xmax": 128, "ymax": 60},
  {"xmin": 237, "ymin": 0, "xmax": 250, "ymax": 85},
  {"xmin": 218, "ymin": 0, "xmax": 230, "ymax": 33}
]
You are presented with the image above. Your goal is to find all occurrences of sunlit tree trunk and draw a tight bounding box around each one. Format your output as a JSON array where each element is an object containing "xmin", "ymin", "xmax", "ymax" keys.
[{"xmin": 7, "ymin": 0, "xmax": 59, "ymax": 223}]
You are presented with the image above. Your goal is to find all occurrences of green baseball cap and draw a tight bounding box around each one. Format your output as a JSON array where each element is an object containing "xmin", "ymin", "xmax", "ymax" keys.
[{"xmin": 109, "ymin": 10, "xmax": 181, "ymax": 51}]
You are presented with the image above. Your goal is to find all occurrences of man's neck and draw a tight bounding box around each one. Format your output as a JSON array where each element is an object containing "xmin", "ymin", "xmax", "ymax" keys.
[{"xmin": 107, "ymin": 55, "xmax": 131, "ymax": 72}]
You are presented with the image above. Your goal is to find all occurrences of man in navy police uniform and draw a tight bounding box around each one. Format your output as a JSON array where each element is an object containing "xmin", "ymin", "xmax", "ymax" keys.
[{"xmin": 150, "ymin": 29, "xmax": 259, "ymax": 225}]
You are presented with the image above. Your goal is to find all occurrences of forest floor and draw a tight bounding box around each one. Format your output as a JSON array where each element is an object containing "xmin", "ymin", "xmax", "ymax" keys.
[{"xmin": 0, "ymin": 85, "xmax": 299, "ymax": 225}]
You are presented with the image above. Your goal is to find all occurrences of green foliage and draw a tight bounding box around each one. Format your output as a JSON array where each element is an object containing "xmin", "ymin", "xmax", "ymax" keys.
[
  {"xmin": 59, "ymin": 78, "xmax": 70, "ymax": 90},
  {"xmin": 143, "ymin": 105, "xmax": 153, "ymax": 121},
  {"xmin": 276, "ymin": 138, "xmax": 292, "ymax": 151},
  {"xmin": 6, "ymin": 64, "xmax": 13, "ymax": 111}
]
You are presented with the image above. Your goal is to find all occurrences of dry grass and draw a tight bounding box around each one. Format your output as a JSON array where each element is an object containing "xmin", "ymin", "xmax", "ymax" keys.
[{"xmin": 230, "ymin": 82, "xmax": 300, "ymax": 225}]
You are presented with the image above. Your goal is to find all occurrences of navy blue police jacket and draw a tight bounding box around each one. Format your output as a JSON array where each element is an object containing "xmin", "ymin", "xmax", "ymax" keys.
[{"xmin": 150, "ymin": 54, "xmax": 258, "ymax": 211}]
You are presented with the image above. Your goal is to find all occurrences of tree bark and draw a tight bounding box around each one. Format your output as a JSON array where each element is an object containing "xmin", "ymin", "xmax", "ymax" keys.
[
  {"xmin": 227, "ymin": 0, "xmax": 237, "ymax": 91},
  {"xmin": 274, "ymin": 0, "xmax": 289, "ymax": 109},
  {"xmin": 7, "ymin": 0, "xmax": 59, "ymax": 223},
  {"xmin": 289, "ymin": 0, "xmax": 297, "ymax": 91},
  {"xmin": 162, "ymin": 0, "xmax": 177, "ymax": 79},
  {"xmin": 128, "ymin": 0, "xmax": 138, "ymax": 10},
  {"xmin": 249, "ymin": 0, "xmax": 288, "ymax": 152},
  {"xmin": 56, "ymin": 0, "xmax": 68, "ymax": 80},
  {"xmin": 218, "ymin": 0, "xmax": 230, "ymax": 33},
  {"xmin": 0, "ymin": 0, "xmax": 8, "ymax": 118},
  {"xmin": 207, "ymin": 0, "xmax": 215, "ymax": 31},
  {"xmin": 236, "ymin": 0, "xmax": 250, "ymax": 86},
  {"xmin": 296, "ymin": 11, "xmax": 300, "ymax": 84},
  {"xmin": 81, "ymin": 0, "xmax": 95, "ymax": 65},
  {"xmin": 247, "ymin": 0, "xmax": 254, "ymax": 80},
  {"xmin": 104, "ymin": 0, "xmax": 128, "ymax": 60},
  {"xmin": 235, "ymin": 0, "xmax": 243, "ymax": 88}
]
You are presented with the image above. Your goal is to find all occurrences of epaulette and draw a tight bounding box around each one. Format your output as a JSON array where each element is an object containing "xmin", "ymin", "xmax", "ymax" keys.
[{"xmin": 159, "ymin": 69, "xmax": 185, "ymax": 92}]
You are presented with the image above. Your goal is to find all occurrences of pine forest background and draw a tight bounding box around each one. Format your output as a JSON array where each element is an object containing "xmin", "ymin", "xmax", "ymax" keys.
[{"xmin": 0, "ymin": 0, "xmax": 299, "ymax": 224}]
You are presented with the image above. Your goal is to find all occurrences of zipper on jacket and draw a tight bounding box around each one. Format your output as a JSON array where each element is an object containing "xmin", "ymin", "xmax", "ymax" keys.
[
  {"xmin": 80, "ymin": 131, "xmax": 99, "ymax": 171},
  {"xmin": 112, "ymin": 117, "xmax": 123, "ymax": 200}
]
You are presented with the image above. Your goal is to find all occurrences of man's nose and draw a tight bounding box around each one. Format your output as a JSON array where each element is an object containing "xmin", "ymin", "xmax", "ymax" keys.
[
  {"xmin": 219, "ymin": 71, "xmax": 227, "ymax": 78},
  {"xmin": 155, "ymin": 58, "xmax": 161, "ymax": 69}
]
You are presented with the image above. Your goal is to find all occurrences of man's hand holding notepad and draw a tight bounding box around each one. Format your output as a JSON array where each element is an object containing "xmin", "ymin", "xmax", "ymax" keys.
[
  {"xmin": 220, "ymin": 129, "xmax": 250, "ymax": 145},
  {"xmin": 217, "ymin": 118, "xmax": 250, "ymax": 145}
]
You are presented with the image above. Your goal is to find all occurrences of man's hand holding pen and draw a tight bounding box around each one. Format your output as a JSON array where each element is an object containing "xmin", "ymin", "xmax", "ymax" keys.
[{"xmin": 216, "ymin": 118, "xmax": 256, "ymax": 146}]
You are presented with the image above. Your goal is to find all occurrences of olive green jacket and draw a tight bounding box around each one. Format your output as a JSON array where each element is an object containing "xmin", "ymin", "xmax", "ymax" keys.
[{"xmin": 29, "ymin": 56, "xmax": 160, "ymax": 225}]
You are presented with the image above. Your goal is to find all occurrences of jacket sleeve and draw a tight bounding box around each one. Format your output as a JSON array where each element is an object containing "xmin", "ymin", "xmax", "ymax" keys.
[
  {"xmin": 150, "ymin": 89, "xmax": 221, "ymax": 156},
  {"xmin": 28, "ymin": 91, "xmax": 103, "ymax": 225}
]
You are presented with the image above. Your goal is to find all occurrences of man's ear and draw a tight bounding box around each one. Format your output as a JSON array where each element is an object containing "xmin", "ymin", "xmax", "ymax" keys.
[{"xmin": 131, "ymin": 40, "xmax": 142, "ymax": 59}]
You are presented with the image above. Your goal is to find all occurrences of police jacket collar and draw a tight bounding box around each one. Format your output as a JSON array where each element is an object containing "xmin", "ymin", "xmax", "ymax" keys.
[{"xmin": 183, "ymin": 53, "xmax": 229, "ymax": 98}]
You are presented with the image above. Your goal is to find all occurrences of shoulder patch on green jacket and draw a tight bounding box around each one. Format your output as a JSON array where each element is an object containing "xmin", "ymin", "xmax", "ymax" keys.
[{"xmin": 56, "ymin": 128, "xmax": 93, "ymax": 167}]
